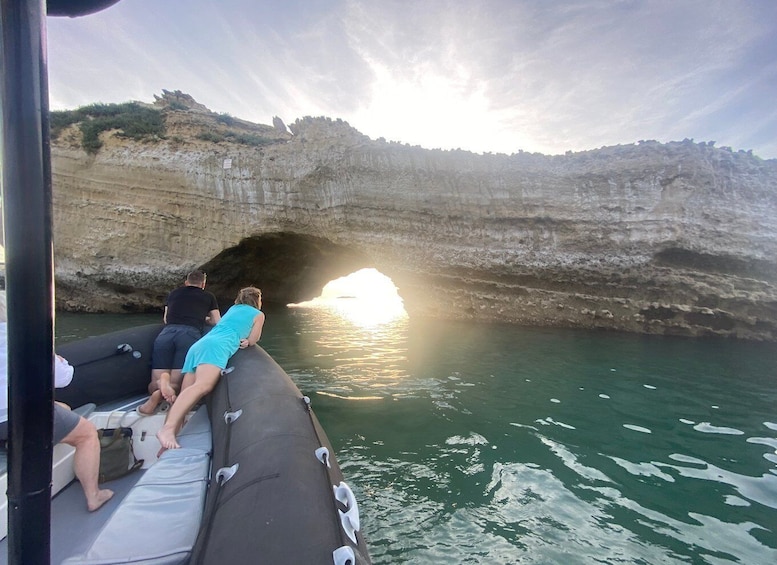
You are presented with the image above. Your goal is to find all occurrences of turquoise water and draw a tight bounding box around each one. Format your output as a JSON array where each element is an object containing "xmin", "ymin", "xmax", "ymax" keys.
[{"xmin": 56, "ymin": 308, "xmax": 777, "ymax": 564}]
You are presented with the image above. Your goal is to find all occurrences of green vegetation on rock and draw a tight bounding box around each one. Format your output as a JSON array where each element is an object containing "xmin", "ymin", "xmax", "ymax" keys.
[
  {"xmin": 196, "ymin": 129, "xmax": 274, "ymax": 148},
  {"xmin": 50, "ymin": 102, "xmax": 165, "ymax": 153}
]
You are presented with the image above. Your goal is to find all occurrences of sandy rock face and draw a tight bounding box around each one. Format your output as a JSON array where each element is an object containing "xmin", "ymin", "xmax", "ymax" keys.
[{"xmin": 51, "ymin": 103, "xmax": 777, "ymax": 340}]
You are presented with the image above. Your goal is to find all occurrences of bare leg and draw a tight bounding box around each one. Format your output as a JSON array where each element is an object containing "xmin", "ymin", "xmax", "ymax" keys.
[
  {"xmin": 147, "ymin": 369, "xmax": 166, "ymax": 394},
  {"xmin": 180, "ymin": 371, "xmax": 196, "ymax": 393},
  {"xmin": 139, "ymin": 369, "xmax": 166, "ymax": 414},
  {"xmin": 138, "ymin": 390, "xmax": 162, "ymax": 415},
  {"xmin": 61, "ymin": 417, "xmax": 114, "ymax": 512},
  {"xmin": 169, "ymin": 369, "xmax": 183, "ymax": 386},
  {"xmin": 159, "ymin": 371, "xmax": 177, "ymax": 403},
  {"xmin": 156, "ymin": 364, "xmax": 221, "ymax": 451},
  {"xmin": 141, "ymin": 368, "xmax": 184, "ymax": 413}
]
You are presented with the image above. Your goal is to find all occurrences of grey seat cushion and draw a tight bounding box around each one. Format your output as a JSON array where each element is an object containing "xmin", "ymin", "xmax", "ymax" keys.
[{"xmin": 62, "ymin": 406, "xmax": 211, "ymax": 565}]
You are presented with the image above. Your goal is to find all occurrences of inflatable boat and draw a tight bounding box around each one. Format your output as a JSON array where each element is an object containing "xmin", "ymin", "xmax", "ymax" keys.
[
  {"xmin": 0, "ymin": 323, "xmax": 371, "ymax": 564},
  {"xmin": 2, "ymin": 2, "xmax": 372, "ymax": 562}
]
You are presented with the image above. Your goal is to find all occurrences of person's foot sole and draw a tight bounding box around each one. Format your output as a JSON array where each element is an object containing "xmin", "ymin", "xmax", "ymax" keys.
[{"xmin": 160, "ymin": 373, "xmax": 177, "ymax": 404}]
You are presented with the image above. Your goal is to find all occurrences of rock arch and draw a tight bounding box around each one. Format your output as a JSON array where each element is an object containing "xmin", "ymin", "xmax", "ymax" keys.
[{"xmin": 199, "ymin": 232, "xmax": 395, "ymax": 309}]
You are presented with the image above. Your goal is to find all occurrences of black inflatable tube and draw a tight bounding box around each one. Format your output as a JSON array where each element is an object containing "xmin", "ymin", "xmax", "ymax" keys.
[
  {"xmin": 191, "ymin": 344, "xmax": 372, "ymax": 564},
  {"xmin": 55, "ymin": 324, "xmax": 163, "ymax": 408}
]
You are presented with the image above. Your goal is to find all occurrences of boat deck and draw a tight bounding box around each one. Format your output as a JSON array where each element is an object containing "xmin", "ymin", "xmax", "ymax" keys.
[
  {"xmin": 0, "ymin": 468, "xmax": 146, "ymax": 565},
  {"xmin": 0, "ymin": 338, "xmax": 373, "ymax": 564},
  {"xmin": 0, "ymin": 396, "xmax": 185, "ymax": 564}
]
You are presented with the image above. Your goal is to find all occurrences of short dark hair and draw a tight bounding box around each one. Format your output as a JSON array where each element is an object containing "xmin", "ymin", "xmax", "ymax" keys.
[{"xmin": 186, "ymin": 270, "xmax": 206, "ymax": 285}]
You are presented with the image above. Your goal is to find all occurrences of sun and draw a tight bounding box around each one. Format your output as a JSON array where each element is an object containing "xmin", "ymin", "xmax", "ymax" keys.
[{"xmin": 288, "ymin": 268, "xmax": 407, "ymax": 327}]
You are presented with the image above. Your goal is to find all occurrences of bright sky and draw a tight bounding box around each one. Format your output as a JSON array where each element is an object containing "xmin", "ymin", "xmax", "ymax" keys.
[{"xmin": 46, "ymin": 0, "xmax": 777, "ymax": 159}]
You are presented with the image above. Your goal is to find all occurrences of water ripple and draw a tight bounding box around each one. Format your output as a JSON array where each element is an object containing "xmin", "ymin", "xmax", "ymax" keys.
[
  {"xmin": 610, "ymin": 457, "xmax": 675, "ymax": 482},
  {"xmin": 623, "ymin": 424, "xmax": 652, "ymax": 434},
  {"xmin": 665, "ymin": 454, "xmax": 777, "ymax": 510},
  {"xmin": 693, "ymin": 422, "xmax": 746, "ymax": 435}
]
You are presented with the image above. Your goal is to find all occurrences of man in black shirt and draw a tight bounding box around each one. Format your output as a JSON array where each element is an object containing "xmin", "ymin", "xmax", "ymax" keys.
[{"xmin": 137, "ymin": 270, "xmax": 220, "ymax": 415}]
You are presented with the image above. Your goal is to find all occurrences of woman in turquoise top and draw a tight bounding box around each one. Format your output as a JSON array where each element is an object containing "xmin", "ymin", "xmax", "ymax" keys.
[{"xmin": 157, "ymin": 287, "xmax": 264, "ymax": 451}]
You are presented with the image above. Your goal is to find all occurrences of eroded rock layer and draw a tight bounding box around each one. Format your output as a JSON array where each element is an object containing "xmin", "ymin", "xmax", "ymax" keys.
[{"xmin": 51, "ymin": 96, "xmax": 777, "ymax": 340}]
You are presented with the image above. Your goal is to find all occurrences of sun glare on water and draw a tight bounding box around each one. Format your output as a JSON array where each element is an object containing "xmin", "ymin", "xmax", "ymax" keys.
[{"xmin": 288, "ymin": 268, "xmax": 407, "ymax": 327}]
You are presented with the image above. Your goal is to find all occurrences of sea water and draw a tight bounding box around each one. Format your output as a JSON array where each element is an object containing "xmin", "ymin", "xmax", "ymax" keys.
[{"xmin": 56, "ymin": 308, "xmax": 777, "ymax": 564}]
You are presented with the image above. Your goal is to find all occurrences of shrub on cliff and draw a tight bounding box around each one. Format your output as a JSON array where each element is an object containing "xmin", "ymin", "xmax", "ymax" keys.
[
  {"xmin": 215, "ymin": 113, "xmax": 235, "ymax": 126},
  {"xmin": 224, "ymin": 131, "xmax": 273, "ymax": 147},
  {"xmin": 197, "ymin": 131, "xmax": 225, "ymax": 143},
  {"xmin": 196, "ymin": 129, "xmax": 273, "ymax": 147},
  {"xmin": 166, "ymin": 100, "xmax": 189, "ymax": 111},
  {"xmin": 50, "ymin": 102, "xmax": 165, "ymax": 153}
]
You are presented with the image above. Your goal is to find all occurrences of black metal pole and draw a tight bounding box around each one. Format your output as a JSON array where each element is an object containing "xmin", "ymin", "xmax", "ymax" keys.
[{"xmin": 1, "ymin": 1, "xmax": 55, "ymax": 564}]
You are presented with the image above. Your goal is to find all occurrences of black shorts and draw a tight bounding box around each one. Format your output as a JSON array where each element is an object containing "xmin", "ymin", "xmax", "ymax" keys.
[{"xmin": 151, "ymin": 325, "xmax": 202, "ymax": 370}]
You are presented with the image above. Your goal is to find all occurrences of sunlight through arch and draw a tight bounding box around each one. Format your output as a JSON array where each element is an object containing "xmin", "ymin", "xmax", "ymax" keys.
[{"xmin": 288, "ymin": 268, "xmax": 407, "ymax": 327}]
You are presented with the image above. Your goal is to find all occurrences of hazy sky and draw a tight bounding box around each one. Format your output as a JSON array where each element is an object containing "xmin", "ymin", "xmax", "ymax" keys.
[{"xmin": 46, "ymin": 0, "xmax": 777, "ymax": 159}]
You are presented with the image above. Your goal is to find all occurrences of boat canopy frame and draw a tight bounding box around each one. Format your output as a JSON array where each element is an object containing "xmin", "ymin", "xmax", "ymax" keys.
[{"xmin": 1, "ymin": 1, "xmax": 122, "ymax": 563}]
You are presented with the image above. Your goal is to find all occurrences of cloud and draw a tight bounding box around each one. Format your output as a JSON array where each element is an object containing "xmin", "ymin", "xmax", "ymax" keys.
[{"xmin": 45, "ymin": 0, "xmax": 777, "ymax": 158}]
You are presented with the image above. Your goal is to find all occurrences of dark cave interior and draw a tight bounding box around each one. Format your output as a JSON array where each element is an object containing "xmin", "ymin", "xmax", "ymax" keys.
[{"xmin": 199, "ymin": 232, "xmax": 377, "ymax": 310}]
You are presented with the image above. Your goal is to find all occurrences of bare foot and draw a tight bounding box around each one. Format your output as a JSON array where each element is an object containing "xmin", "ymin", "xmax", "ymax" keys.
[
  {"xmin": 156, "ymin": 425, "xmax": 180, "ymax": 450},
  {"xmin": 160, "ymin": 373, "xmax": 177, "ymax": 404},
  {"xmin": 87, "ymin": 488, "xmax": 114, "ymax": 512},
  {"xmin": 137, "ymin": 390, "xmax": 162, "ymax": 415}
]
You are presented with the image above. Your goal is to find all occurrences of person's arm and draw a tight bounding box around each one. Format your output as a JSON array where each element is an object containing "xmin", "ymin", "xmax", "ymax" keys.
[
  {"xmin": 206, "ymin": 308, "xmax": 221, "ymax": 325},
  {"xmin": 239, "ymin": 312, "xmax": 265, "ymax": 348},
  {"xmin": 205, "ymin": 294, "xmax": 220, "ymax": 325}
]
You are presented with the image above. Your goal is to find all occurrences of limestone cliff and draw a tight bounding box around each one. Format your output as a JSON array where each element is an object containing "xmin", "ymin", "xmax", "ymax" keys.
[{"xmin": 51, "ymin": 92, "xmax": 777, "ymax": 341}]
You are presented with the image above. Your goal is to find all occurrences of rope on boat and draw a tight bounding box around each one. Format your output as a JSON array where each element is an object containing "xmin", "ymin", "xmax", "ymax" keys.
[
  {"xmin": 70, "ymin": 343, "xmax": 136, "ymax": 367},
  {"xmin": 302, "ymin": 394, "xmax": 365, "ymax": 560},
  {"xmin": 190, "ymin": 364, "xmax": 235, "ymax": 565}
]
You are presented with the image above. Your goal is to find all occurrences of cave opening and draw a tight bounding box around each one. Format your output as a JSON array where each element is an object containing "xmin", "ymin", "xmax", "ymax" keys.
[
  {"xmin": 289, "ymin": 268, "xmax": 407, "ymax": 326},
  {"xmin": 199, "ymin": 233, "xmax": 407, "ymax": 324}
]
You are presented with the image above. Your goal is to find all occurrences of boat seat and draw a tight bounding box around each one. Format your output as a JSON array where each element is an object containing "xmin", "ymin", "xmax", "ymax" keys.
[
  {"xmin": 73, "ymin": 402, "xmax": 97, "ymax": 419},
  {"xmin": 0, "ymin": 402, "xmax": 99, "ymax": 542},
  {"xmin": 62, "ymin": 405, "xmax": 212, "ymax": 565}
]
